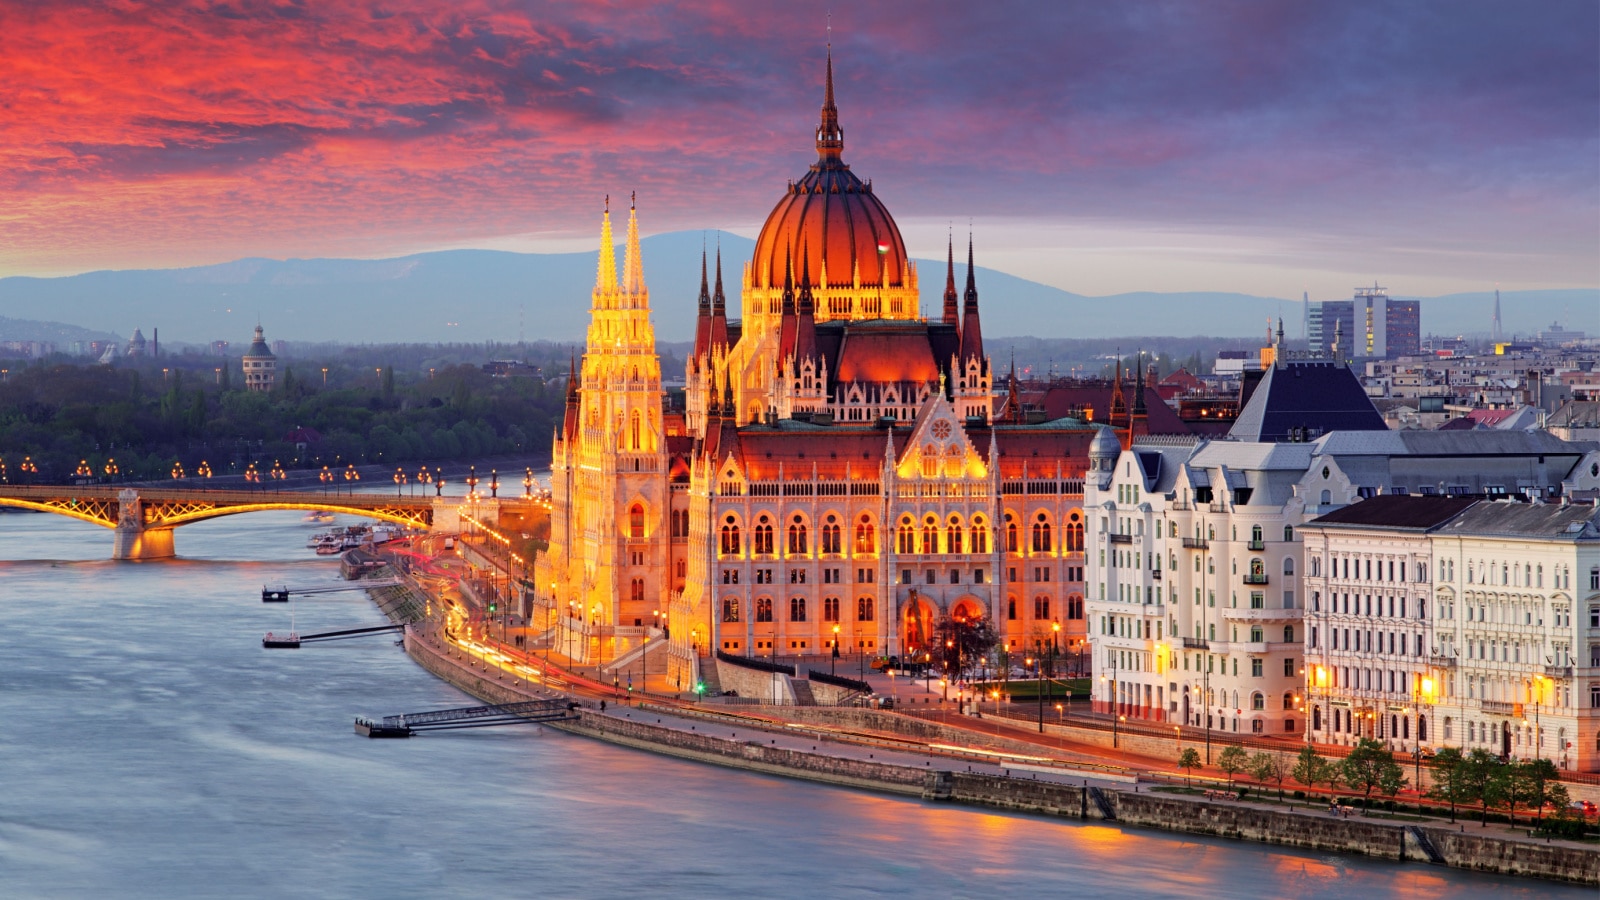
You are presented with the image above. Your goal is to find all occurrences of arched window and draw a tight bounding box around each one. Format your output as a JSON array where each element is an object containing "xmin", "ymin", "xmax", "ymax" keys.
[
  {"xmin": 1067, "ymin": 595, "xmax": 1084, "ymax": 619},
  {"xmin": 789, "ymin": 596, "xmax": 807, "ymax": 622},
  {"xmin": 1007, "ymin": 596, "xmax": 1017, "ymax": 620},
  {"xmin": 1250, "ymin": 524, "xmax": 1263, "ymax": 544},
  {"xmin": 854, "ymin": 515, "xmax": 876, "ymax": 554},
  {"xmin": 630, "ymin": 578, "xmax": 644, "ymax": 603},
  {"xmin": 1282, "ymin": 691, "xmax": 1294, "ymax": 710},
  {"xmin": 897, "ymin": 517, "xmax": 915, "ymax": 554},
  {"xmin": 627, "ymin": 504, "xmax": 646, "ymax": 539},
  {"xmin": 720, "ymin": 516, "xmax": 741, "ymax": 556},
  {"xmin": 922, "ymin": 516, "xmax": 939, "ymax": 555},
  {"xmin": 755, "ymin": 597, "xmax": 773, "ymax": 623},
  {"xmin": 1031, "ymin": 513, "xmax": 1053, "ymax": 553},
  {"xmin": 1418, "ymin": 715, "xmax": 1427, "ymax": 742},
  {"xmin": 722, "ymin": 598, "xmax": 740, "ymax": 622},
  {"xmin": 947, "ymin": 516, "xmax": 963, "ymax": 554},
  {"xmin": 1250, "ymin": 558, "xmax": 1265, "ymax": 578},
  {"xmin": 1251, "ymin": 692, "xmax": 1265, "ymax": 711},
  {"xmin": 1066, "ymin": 514, "xmax": 1084, "ymax": 552},
  {"xmin": 630, "ymin": 410, "xmax": 642, "ymax": 450},
  {"xmin": 921, "ymin": 444, "xmax": 938, "ymax": 479},
  {"xmin": 856, "ymin": 597, "xmax": 875, "ymax": 621},
  {"xmin": 787, "ymin": 515, "xmax": 808, "ymax": 555},
  {"xmin": 970, "ymin": 517, "xmax": 988, "ymax": 555},
  {"xmin": 1283, "ymin": 557, "xmax": 1294, "ymax": 576},
  {"xmin": 754, "ymin": 515, "xmax": 774, "ymax": 555},
  {"xmin": 821, "ymin": 515, "xmax": 841, "ymax": 554},
  {"xmin": 1005, "ymin": 513, "xmax": 1019, "ymax": 554}
]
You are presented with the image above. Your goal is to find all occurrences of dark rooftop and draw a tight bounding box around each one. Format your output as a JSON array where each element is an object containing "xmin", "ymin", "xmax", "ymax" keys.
[
  {"xmin": 1306, "ymin": 495, "xmax": 1479, "ymax": 530},
  {"xmin": 1228, "ymin": 361, "xmax": 1386, "ymax": 442}
]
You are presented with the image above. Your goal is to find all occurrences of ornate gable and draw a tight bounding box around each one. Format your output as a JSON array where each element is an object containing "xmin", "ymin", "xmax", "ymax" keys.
[{"xmin": 897, "ymin": 392, "xmax": 987, "ymax": 480}]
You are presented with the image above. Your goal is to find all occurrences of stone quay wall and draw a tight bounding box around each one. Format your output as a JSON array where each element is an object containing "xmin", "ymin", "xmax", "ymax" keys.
[{"xmin": 396, "ymin": 615, "xmax": 1598, "ymax": 886}]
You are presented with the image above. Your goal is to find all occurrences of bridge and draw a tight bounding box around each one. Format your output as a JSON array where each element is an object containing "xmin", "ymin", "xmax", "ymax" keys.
[{"xmin": 0, "ymin": 485, "xmax": 436, "ymax": 559}]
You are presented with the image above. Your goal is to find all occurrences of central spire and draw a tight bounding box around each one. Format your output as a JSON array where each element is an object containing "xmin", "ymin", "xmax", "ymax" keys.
[{"xmin": 816, "ymin": 45, "xmax": 844, "ymax": 163}]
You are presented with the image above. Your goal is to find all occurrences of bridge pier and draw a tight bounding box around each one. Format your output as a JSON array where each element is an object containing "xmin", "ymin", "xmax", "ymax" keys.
[{"xmin": 113, "ymin": 524, "xmax": 174, "ymax": 560}]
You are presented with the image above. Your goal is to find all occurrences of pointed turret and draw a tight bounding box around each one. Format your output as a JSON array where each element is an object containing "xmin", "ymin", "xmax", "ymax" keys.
[
  {"xmin": 959, "ymin": 236, "xmax": 984, "ymax": 363},
  {"xmin": 794, "ymin": 249, "xmax": 820, "ymax": 367},
  {"xmin": 1006, "ymin": 358, "xmax": 1023, "ymax": 424},
  {"xmin": 621, "ymin": 193, "xmax": 646, "ymax": 300},
  {"xmin": 708, "ymin": 245, "xmax": 730, "ymax": 352},
  {"xmin": 942, "ymin": 236, "xmax": 959, "ymax": 327},
  {"xmin": 594, "ymin": 198, "xmax": 616, "ymax": 296},
  {"xmin": 778, "ymin": 246, "xmax": 798, "ymax": 362},
  {"xmin": 562, "ymin": 352, "xmax": 581, "ymax": 440},
  {"xmin": 693, "ymin": 249, "xmax": 712, "ymax": 359},
  {"xmin": 1109, "ymin": 354, "xmax": 1127, "ymax": 420},
  {"xmin": 816, "ymin": 45, "xmax": 844, "ymax": 164},
  {"xmin": 1133, "ymin": 351, "xmax": 1147, "ymax": 415}
]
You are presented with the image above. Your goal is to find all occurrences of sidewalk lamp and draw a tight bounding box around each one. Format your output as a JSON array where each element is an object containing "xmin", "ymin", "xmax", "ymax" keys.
[
  {"xmin": 171, "ymin": 461, "xmax": 186, "ymax": 480},
  {"xmin": 344, "ymin": 464, "xmax": 359, "ymax": 494},
  {"xmin": 831, "ymin": 624, "xmax": 841, "ymax": 676},
  {"xmin": 197, "ymin": 461, "xmax": 212, "ymax": 479}
]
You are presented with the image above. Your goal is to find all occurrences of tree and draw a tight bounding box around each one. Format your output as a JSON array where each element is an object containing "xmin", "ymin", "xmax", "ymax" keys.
[
  {"xmin": 1216, "ymin": 745, "xmax": 1249, "ymax": 789},
  {"xmin": 1178, "ymin": 747, "xmax": 1202, "ymax": 787},
  {"xmin": 1459, "ymin": 746, "xmax": 1504, "ymax": 826},
  {"xmin": 1521, "ymin": 758, "xmax": 1560, "ymax": 824},
  {"xmin": 1428, "ymin": 748, "xmax": 1473, "ymax": 822},
  {"xmin": 1250, "ymin": 751, "xmax": 1290, "ymax": 801},
  {"xmin": 1340, "ymin": 738, "xmax": 1406, "ymax": 809},
  {"xmin": 1293, "ymin": 745, "xmax": 1337, "ymax": 794},
  {"xmin": 931, "ymin": 614, "xmax": 998, "ymax": 680}
]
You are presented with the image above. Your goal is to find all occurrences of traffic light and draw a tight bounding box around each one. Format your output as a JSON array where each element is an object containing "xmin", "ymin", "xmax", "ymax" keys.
[
  {"xmin": 488, "ymin": 601, "xmax": 497, "ymax": 613},
  {"xmin": 695, "ymin": 681, "xmax": 706, "ymax": 696}
]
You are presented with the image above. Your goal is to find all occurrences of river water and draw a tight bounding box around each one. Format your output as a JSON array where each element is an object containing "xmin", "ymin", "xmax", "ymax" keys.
[{"xmin": 0, "ymin": 509, "xmax": 1583, "ymax": 899}]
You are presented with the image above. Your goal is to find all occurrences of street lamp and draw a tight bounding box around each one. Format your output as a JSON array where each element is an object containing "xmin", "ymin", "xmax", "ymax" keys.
[
  {"xmin": 832, "ymin": 624, "xmax": 841, "ymax": 677},
  {"xmin": 196, "ymin": 461, "xmax": 211, "ymax": 479},
  {"xmin": 171, "ymin": 461, "xmax": 186, "ymax": 480},
  {"xmin": 394, "ymin": 467, "xmax": 406, "ymax": 497},
  {"xmin": 344, "ymin": 464, "xmax": 359, "ymax": 495}
]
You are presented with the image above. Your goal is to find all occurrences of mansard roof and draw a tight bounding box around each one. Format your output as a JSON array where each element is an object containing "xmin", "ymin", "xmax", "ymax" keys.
[
  {"xmin": 1438, "ymin": 499, "xmax": 1600, "ymax": 541},
  {"xmin": 1022, "ymin": 382, "xmax": 1189, "ymax": 434},
  {"xmin": 1228, "ymin": 361, "xmax": 1386, "ymax": 442},
  {"xmin": 824, "ymin": 319, "xmax": 958, "ymax": 387},
  {"xmin": 1305, "ymin": 494, "xmax": 1480, "ymax": 531}
]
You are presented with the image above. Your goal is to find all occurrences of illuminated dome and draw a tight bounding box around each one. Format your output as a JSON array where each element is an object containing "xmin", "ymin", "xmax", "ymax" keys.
[{"xmin": 750, "ymin": 51, "xmax": 910, "ymax": 292}]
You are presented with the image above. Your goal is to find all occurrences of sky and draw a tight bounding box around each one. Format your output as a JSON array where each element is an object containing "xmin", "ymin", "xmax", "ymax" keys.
[{"xmin": 0, "ymin": 0, "xmax": 1595, "ymax": 300}]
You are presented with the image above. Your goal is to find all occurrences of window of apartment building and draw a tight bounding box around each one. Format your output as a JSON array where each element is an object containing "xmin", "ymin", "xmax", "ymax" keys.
[
  {"xmin": 1251, "ymin": 658, "xmax": 1263, "ymax": 677},
  {"xmin": 1284, "ymin": 656, "xmax": 1295, "ymax": 677}
]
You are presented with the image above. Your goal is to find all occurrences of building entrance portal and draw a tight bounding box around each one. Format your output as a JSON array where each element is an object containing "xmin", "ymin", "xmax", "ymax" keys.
[{"xmin": 902, "ymin": 594, "xmax": 936, "ymax": 663}]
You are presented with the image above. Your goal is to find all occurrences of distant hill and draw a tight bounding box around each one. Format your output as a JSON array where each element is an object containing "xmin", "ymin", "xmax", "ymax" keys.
[
  {"xmin": 0, "ymin": 232, "xmax": 1592, "ymax": 344},
  {"xmin": 0, "ymin": 315, "xmax": 121, "ymax": 345}
]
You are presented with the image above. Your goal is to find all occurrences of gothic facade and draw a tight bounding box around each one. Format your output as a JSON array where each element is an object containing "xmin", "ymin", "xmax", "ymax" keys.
[{"xmin": 536, "ymin": 53, "xmax": 1142, "ymax": 685}]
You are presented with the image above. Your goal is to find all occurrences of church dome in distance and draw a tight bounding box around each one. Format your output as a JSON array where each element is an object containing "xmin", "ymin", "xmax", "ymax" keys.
[{"xmin": 750, "ymin": 50, "xmax": 909, "ymax": 290}]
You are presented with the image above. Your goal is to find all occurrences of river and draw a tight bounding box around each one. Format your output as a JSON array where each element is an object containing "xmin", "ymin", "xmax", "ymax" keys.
[{"xmin": 0, "ymin": 508, "xmax": 1583, "ymax": 898}]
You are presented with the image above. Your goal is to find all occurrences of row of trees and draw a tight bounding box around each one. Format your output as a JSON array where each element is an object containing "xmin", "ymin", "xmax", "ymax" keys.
[
  {"xmin": 1176, "ymin": 741, "xmax": 1573, "ymax": 828},
  {"xmin": 0, "ymin": 357, "xmax": 568, "ymax": 481}
]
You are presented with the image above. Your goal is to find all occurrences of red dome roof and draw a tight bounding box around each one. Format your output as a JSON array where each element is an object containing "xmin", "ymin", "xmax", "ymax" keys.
[{"xmin": 750, "ymin": 52, "xmax": 909, "ymax": 290}]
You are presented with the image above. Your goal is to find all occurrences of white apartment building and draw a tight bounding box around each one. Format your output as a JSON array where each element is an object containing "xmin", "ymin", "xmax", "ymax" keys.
[{"xmin": 1303, "ymin": 496, "xmax": 1600, "ymax": 773}]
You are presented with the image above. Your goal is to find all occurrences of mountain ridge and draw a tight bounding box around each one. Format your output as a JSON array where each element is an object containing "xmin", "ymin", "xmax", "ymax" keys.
[{"xmin": 1, "ymin": 231, "xmax": 1593, "ymax": 345}]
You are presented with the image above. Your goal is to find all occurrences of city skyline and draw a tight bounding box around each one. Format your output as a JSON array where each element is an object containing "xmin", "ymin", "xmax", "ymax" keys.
[{"xmin": 0, "ymin": 1, "xmax": 1595, "ymax": 300}]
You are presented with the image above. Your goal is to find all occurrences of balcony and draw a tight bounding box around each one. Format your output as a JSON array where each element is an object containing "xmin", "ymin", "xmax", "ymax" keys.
[
  {"xmin": 1182, "ymin": 537, "xmax": 1209, "ymax": 550},
  {"xmin": 1149, "ymin": 568, "xmax": 1162, "ymax": 581},
  {"xmin": 1108, "ymin": 533, "xmax": 1133, "ymax": 544},
  {"xmin": 1247, "ymin": 539, "xmax": 1266, "ymax": 551},
  {"xmin": 1479, "ymin": 700, "xmax": 1521, "ymax": 717},
  {"xmin": 1181, "ymin": 636, "xmax": 1210, "ymax": 650},
  {"xmin": 1544, "ymin": 665, "xmax": 1573, "ymax": 680},
  {"xmin": 1243, "ymin": 573, "xmax": 1269, "ymax": 585},
  {"xmin": 1429, "ymin": 654, "xmax": 1457, "ymax": 669}
]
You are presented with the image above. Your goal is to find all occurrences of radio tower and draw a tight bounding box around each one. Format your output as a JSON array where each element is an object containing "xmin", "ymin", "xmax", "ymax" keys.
[{"xmin": 1491, "ymin": 286, "xmax": 1503, "ymax": 344}]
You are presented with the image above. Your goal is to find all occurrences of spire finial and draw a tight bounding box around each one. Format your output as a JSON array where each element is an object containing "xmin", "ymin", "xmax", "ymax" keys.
[
  {"xmin": 816, "ymin": 39, "xmax": 843, "ymax": 161},
  {"xmin": 942, "ymin": 233, "xmax": 959, "ymax": 326}
]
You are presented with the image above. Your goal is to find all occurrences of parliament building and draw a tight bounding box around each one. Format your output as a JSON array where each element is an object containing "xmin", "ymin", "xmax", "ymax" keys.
[{"xmin": 533, "ymin": 53, "xmax": 1159, "ymax": 687}]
